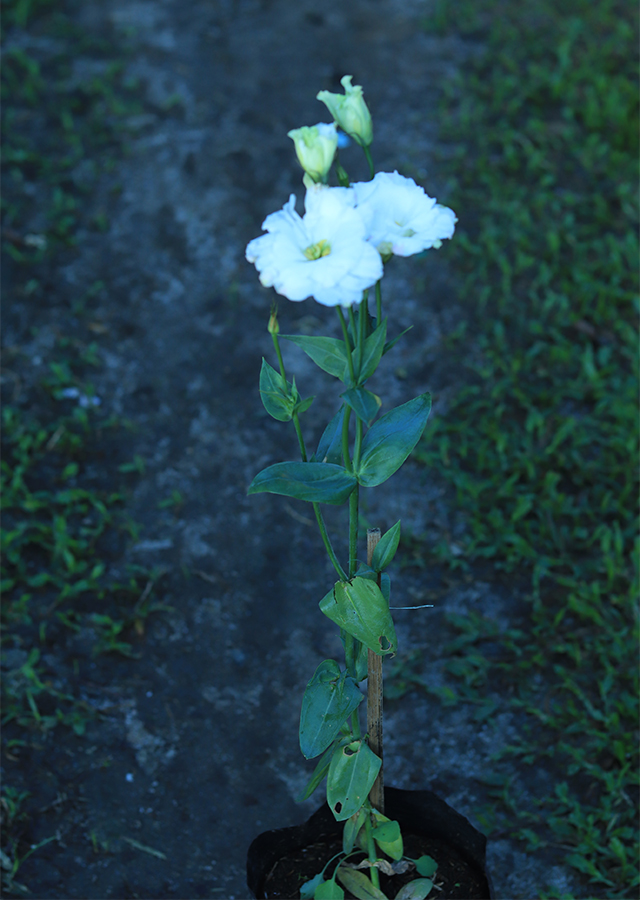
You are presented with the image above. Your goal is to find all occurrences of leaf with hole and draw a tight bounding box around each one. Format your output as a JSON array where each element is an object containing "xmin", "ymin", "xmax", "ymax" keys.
[
  {"xmin": 327, "ymin": 740, "xmax": 382, "ymax": 821},
  {"xmin": 356, "ymin": 394, "xmax": 432, "ymax": 487},
  {"xmin": 299, "ymin": 660, "xmax": 363, "ymax": 759},
  {"xmin": 319, "ymin": 577, "xmax": 397, "ymax": 655},
  {"xmin": 248, "ymin": 462, "xmax": 356, "ymax": 505}
]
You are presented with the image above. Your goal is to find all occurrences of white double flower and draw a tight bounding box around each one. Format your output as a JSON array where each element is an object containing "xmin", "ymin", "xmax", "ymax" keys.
[{"xmin": 245, "ymin": 174, "xmax": 457, "ymax": 308}]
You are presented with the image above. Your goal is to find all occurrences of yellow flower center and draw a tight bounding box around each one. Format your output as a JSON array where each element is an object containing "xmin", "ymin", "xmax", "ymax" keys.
[{"xmin": 303, "ymin": 239, "xmax": 332, "ymax": 260}]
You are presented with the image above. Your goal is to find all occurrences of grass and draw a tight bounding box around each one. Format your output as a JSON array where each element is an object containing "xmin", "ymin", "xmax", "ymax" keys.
[
  {"xmin": 0, "ymin": 1, "xmax": 160, "ymax": 891},
  {"xmin": 400, "ymin": 1, "xmax": 638, "ymax": 896}
]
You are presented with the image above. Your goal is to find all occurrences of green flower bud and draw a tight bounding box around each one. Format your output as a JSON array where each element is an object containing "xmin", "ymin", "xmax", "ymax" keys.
[
  {"xmin": 317, "ymin": 75, "xmax": 373, "ymax": 148},
  {"xmin": 268, "ymin": 306, "xmax": 279, "ymax": 335},
  {"xmin": 287, "ymin": 122, "xmax": 338, "ymax": 184}
]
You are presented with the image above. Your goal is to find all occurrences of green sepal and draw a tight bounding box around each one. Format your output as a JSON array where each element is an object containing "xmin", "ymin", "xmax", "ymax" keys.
[
  {"xmin": 281, "ymin": 335, "xmax": 348, "ymax": 380},
  {"xmin": 320, "ymin": 577, "xmax": 397, "ymax": 655},
  {"xmin": 313, "ymin": 406, "xmax": 346, "ymax": 465},
  {"xmin": 336, "ymin": 867, "xmax": 388, "ymax": 900},
  {"xmin": 341, "ymin": 387, "xmax": 381, "ymax": 426},
  {"xmin": 356, "ymin": 394, "xmax": 432, "ymax": 487},
  {"xmin": 248, "ymin": 462, "xmax": 357, "ymax": 505},
  {"xmin": 371, "ymin": 521, "xmax": 401, "ymax": 572},
  {"xmin": 327, "ymin": 740, "xmax": 382, "ymax": 821},
  {"xmin": 259, "ymin": 358, "xmax": 297, "ymax": 422},
  {"xmin": 299, "ymin": 660, "xmax": 364, "ymax": 759}
]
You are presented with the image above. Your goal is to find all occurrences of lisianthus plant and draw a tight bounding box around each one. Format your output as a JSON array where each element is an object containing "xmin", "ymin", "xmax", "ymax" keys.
[{"xmin": 246, "ymin": 76, "xmax": 456, "ymax": 900}]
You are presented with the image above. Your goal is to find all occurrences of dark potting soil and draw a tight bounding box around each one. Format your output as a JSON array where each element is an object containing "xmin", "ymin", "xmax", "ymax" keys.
[{"xmin": 264, "ymin": 834, "xmax": 488, "ymax": 900}]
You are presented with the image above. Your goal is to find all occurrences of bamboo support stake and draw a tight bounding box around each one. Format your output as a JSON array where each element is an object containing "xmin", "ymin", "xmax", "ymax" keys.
[{"xmin": 366, "ymin": 528, "xmax": 384, "ymax": 813}]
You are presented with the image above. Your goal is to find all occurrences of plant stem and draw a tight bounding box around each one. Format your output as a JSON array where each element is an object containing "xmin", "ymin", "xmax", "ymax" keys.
[
  {"xmin": 292, "ymin": 412, "xmax": 307, "ymax": 462},
  {"xmin": 348, "ymin": 486, "xmax": 359, "ymax": 578},
  {"xmin": 367, "ymin": 528, "xmax": 384, "ymax": 814},
  {"xmin": 271, "ymin": 330, "xmax": 287, "ymax": 383},
  {"xmin": 363, "ymin": 144, "xmax": 375, "ymax": 179},
  {"xmin": 313, "ymin": 502, "xmax": 347, "ymax": 582},
  {"xmin": 375, "ymin": 280, "xmax": 382, "ymax": 326},
  {"xmin": 337, "ymin": 307, "xmax": 356, "ymax": 385},
  {"xmin": 365, "ymin": 811, "xmax": 381, "ymax": 890}
]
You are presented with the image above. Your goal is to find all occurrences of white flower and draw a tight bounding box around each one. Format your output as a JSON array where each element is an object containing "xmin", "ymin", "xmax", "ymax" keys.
[
  {"xmin": 353, "ymin": 171, "xmax": 457, "ymax": 258},
  {"xmin": 245, "ymin": 186, "xmax": 383, "ymax": 308}
]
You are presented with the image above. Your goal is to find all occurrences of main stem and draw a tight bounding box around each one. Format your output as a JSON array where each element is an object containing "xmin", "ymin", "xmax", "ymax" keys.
[{"xmin": 366, "ymin": 528, "xmax": 384, "ymax": 813}]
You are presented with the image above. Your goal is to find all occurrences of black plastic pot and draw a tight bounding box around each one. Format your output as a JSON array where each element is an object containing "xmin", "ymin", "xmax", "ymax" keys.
[{"xmin": 247, "ymin": 786, "xmax": 494, "ymax": 899}]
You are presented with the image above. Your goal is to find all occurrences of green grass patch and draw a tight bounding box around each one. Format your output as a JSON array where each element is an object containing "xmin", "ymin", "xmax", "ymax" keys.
[{"xmin": 406, "ymin": 1, "xmax": 639, "ymax": 896}]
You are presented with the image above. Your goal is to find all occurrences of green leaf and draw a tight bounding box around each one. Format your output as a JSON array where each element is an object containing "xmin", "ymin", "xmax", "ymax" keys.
[
  {"xmin": 371, "ymin": 521, "xmax": 401, "ymax": 572},
  {"xmin": 394, "ymin": 879, "xmax": 434, "ymax": 900},
  {"xmin": 316, "ymin": 878, "xmax": 345, "ymax": 900},
  {"xmin": 296, "ymin": 741, "xmax": 338, "ymax": 802},
  {"xmin": 314, "ymin": 406, "xmax": 346, "ymax": 465},
  {"xmin": 372, "ymin": 819, "xmax": 403, "ymax": 860},
  {"xmin": 356, "ymin": 394, "xmax": 432, "ymax": 487},
  {"xmin": 282, "ymin": 335, "xmax": 348, "ymax": 380},
  {"xmin": 341, "ymin": 387, "xmax": 382, "ymax": 426},
  {"xmin": 327, "ymin": 740, "xmax": 382, "ymax": 821},
  {"xmin": 248, "ymin": 462, "xmax": 356, "ymax": 505},
  {"xmin": 259, "ymin": 358, "xmax": 296, "ymax": 421},
  {"xmin": 343, "ymin": 632, "xmax": 369, "ymax": 682},
  {"xmin": 415, "ymin": 856, "xmax": 438, "ymax": 878},
  {"xmin": 320, "ymin": 577, "xmax": 397, "ymax": 656},
  {"xmin": 295, "ymin": 395, "xmax": 315, "ymax": 416},
  {"xmin": 336, "ymin": 867, "xmax": 388, "ymax": 900},
  {"xmin": 299, "ymin": 660, "xmax": 364, "ymax": 759},
  {"xmin": 300, "ymin": 873, "xmax": 324, "ymax": 899},
  {"xmin": 343, "ymin": 808, "xmax": 367, "ymax": 854},
  {"xmin": 355, "ymin": 319, "xmax": 388, "ymax": 383},
  {"xmin": 383, "ymin": 325, "xmax": 413, "ymax": 356}
]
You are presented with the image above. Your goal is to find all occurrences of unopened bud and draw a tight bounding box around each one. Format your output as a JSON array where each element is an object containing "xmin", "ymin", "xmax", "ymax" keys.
[
  {"xmin": 268, "ymin": 307, "xmax": 279, "ymax": 335},
  {"xmin": 317, "ymin": 76, "xmax": 373, "ymax": 148},
  {"xmin": 287, "ymin": 122, "xmax": 338, "ymax": 184}
]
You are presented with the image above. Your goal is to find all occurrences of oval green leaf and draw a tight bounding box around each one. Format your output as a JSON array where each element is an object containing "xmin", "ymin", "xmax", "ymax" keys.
[
  {"xmin": 356, "ymin": 394, "xmax": 432, "ymax": 487},
  {"xmin": 394, "ymin": 879, "xmax": 434, "ymax": 900},
  {"xmin": 319, "ymin": 577, "xmax": 397, "ymax": 655},
  {"xmin": 282, "ymin": 335, "xmax": 348, "ymax": 380},
  {"xmin": 327, "ymin": 740, "xmax": 382, "ymax": 821},
  {"xmin": 299, "ymin": 660, "xmax": 364, "ymax": 759},
  {"xmin": 248, "ymin": 462, "xmax": 356, "ymax": 505}
]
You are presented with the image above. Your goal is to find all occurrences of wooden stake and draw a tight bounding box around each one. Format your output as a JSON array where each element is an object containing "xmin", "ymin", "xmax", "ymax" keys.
[{"xmin": 366, "ymin": 528, "xmax": 384, "ymax": 813}]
